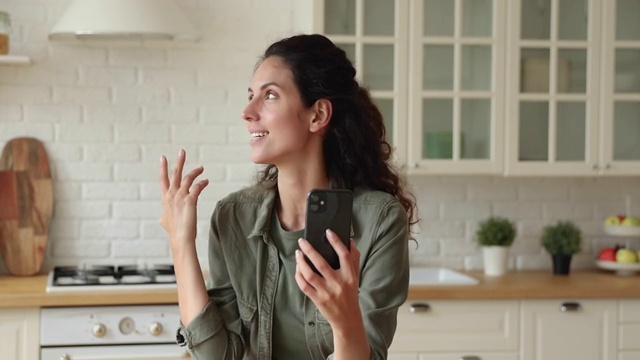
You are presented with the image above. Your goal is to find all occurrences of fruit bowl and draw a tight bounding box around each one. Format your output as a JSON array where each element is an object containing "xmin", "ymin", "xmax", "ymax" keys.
[
  {"xmin": 596, "ymin": 260, "xmax": 640, "ymax": 276},
  {"xmin": 603, "ymin": 225, "xmax": 640, "ymax": 237}
]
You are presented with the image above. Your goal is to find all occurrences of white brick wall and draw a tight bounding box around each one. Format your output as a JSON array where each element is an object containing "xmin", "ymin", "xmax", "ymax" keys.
[{"xmin": 0, "ymin": 0, "xmax": 639, "ymax": 275}]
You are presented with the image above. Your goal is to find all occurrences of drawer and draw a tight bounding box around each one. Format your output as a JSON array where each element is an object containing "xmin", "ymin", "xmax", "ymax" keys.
[
  {"xmin": 620, "ymin": 300, "xmax": 640, "ymax": 322},
  {"xmin": 419, "ymin": 353, "xmax": 519, "ymax": 360},
  {"xmin": 389, "ymin": 300, "xmax": 519, "ymax": 353},
  {"xmin": 620, "ymin": 324, "xmax": 640, "ymax": 350},
  {"xmin": 620, "ymin": 352, "xmax": 640, "ymax": 360}
]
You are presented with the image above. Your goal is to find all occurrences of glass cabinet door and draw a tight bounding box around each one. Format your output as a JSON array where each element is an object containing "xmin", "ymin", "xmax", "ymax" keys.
[
  {"xmin": 506, "ymin": 0, "xmax": 601, "ymax": 175},
  {"xmin": 315, "ymin": 0, "xmax": 409, "ymax": 167},
  {"xmin": 409, "ymin": 0, "xmax": 506, "ymax": 174},
  {"xmin": 600, "ymin": 0, "xmax": 640, "ymax": 175}
]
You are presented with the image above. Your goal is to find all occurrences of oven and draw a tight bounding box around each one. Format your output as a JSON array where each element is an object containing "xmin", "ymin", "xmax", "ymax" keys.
[
  {"xmin": 40, "ymin": 305, "xmax": 189, "ymax": 360},
  {"xmin": 41, "ymin": 264, "xmax": 188, "ymax": 359}
]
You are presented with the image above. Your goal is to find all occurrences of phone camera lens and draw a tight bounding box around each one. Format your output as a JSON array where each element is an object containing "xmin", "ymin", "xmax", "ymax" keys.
[
  {"xmin": 310, "ymin": 194, "xmax": 319, "ymax": 202},
  {"xmin": 310, "ymin": 204, "xmax": 319, "ymax": 212}
]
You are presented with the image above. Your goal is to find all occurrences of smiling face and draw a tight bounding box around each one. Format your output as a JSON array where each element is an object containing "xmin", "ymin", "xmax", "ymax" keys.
[{"xmin": 242, "ymin": 56, "xmax": 320, "ymax": 166}]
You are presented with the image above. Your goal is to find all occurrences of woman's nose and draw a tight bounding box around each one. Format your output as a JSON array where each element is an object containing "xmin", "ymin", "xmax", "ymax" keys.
[{"xmin": 241, "ymin": 100, "xmax": 257, "ymax": 122}]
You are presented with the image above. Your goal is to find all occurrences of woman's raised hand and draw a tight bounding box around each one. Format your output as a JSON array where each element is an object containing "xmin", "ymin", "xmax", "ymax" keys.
[{"xmin": 159, "ymin": 149, "xmax": 209, "ymax": 251}]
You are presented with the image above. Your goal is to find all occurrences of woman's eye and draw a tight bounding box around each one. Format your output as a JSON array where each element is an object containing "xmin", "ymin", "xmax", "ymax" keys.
[
  {"xmin": 266, "ymin": 91, "xmax": 277, "ymax": 100},
  {"xmin": 247, "ymin": 94, "xmax": 254, "ymax": 101}
]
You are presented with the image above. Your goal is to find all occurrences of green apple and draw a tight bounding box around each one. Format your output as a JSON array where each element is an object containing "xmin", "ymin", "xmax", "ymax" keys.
[
  {"xmin": 604, "ymin": 215, "xmax": 622, "ymax": 226},
  {"xmin": 621, "ymin": 216, "xmax": 640, "ymax": 227},
  {"xmin": 616, "ymin": 248, "xmax": 638, "ymax": 263}
]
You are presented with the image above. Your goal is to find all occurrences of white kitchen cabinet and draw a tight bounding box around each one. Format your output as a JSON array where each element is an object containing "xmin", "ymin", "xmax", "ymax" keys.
[
  {"xmin": 505, "ymin": 0, "xmax": 640, "ymax": 176},
  {"xmin": 619, "ymin": 300, "xmax": 640, "ymax": 360},
  {"xmin": 388, "ymin": 300, "xmax": 519, "ymax": 358},
  {"xmin": 521, "ymin": 299, "xmax": 617, "ymax": 360},
  {"xmin": 313, "ymin": 0, "xmax": 410, "ymax": 167},
  {"xmin": 314, "ymin": 0, "xmax": 506, "ymax": 175},
  {"xmin": 0, "ymin": 307, "xmax": 39, "ymax": 360},
  {"xmin": 316, "ymin": 0, "xmax": 640, "ymax": 176}
]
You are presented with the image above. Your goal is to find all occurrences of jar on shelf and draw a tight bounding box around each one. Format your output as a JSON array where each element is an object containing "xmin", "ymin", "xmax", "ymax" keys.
[{"xmin": 0, "ymin": 11, "xmax": 11, "ymax": 55}]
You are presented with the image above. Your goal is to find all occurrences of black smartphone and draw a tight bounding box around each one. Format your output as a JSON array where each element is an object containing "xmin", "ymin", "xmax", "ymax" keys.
[{"xmin": 303, "ymin": 189, "xmax": 353, "ymax": 274}]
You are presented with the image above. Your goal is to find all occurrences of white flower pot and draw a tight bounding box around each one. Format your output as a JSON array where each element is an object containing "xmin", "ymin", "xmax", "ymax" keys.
[{"xmin": 482, "ymin": 246, "xmax": 509, "ymax": 276}]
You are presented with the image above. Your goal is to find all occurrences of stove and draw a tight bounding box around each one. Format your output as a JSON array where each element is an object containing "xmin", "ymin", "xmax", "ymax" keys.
[{"xmin": 45, "ymin": 264, "xmax": 177, "ymax": 292}]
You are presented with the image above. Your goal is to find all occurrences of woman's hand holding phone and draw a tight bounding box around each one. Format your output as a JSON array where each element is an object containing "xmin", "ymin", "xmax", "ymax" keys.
[{"xmin": 294, "ymin": 230, "xmax": 361, "ymax": 328}]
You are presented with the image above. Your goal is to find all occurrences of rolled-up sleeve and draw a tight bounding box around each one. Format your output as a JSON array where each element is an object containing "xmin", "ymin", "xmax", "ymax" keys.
[{"xmin": 178, "ymin": 205, "xmax": 246, "ymax": 359}]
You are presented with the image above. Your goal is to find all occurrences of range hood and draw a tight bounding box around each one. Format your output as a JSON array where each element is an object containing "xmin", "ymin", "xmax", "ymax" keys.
[{"xmin": 49, "ymin": 0, "xmax": 199, "ymax": 41}]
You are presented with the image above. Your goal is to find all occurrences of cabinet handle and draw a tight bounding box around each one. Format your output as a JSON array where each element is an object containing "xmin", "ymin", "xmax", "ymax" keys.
[
  {"xmin": 409, "ymin": 303, "xmax": 431, "ymax": 313},
  {"xmin": 560, "ymin": 302, "xmax": 581, "ymax": 312},
  {"xmin": 460, "ymin": 356, "xmax": 482, "ymax": 360}
]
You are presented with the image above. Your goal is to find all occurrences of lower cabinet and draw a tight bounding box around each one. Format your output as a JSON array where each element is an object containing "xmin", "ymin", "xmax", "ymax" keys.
[
  {"xmin": 521, "ymin": 300, "xmax": 617, "ymax": 360},
  {"xmin": 0, "ymin": 307, "xmax": 39, "ymax": 360},
  {"xmin": 390, "ymin": 299, "xmax": 626, "ymax": 360},
  {"xmin": 619, "ymin": 300, "xmax": 640, "ymax": 360},
  {"xmin": 389, "ymin": 300, "xmax": 519, "ymax": 359}
]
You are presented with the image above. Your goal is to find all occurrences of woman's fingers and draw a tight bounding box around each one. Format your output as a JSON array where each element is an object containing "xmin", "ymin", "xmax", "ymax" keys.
[
  {"xmin": 180, "ymin": 166, "xmax": 205, "ymax": 194},
  {"xmin": 171, "ymin": 149, "xmax": 186, "ymax": 188},
  {"xmin": 159, "ymin": 155, "xmax": 169, "ymax": 193},
  {"xmin": 297, "ymin": 238, "xmax": 335, "ymax": 280}
]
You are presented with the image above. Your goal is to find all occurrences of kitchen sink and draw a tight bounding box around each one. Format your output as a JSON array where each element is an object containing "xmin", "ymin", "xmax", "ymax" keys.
[{"xmin": 409, "ymin": 267, "xmax": 479, "ymax": 286}]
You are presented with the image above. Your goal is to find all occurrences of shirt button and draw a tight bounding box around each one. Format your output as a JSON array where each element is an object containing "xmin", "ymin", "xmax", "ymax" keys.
[{"xmin": 308, "ymin": 321, "xmax": 315, "ymax": 327}]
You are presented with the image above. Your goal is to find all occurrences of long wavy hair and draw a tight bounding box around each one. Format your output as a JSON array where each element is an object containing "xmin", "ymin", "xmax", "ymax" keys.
[{"xmin": 254, "ymin": 34, "xmax": 418, "ymax": 234}]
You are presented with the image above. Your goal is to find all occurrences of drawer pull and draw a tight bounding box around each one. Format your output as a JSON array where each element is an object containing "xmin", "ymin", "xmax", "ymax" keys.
[
  {"xmin": 460, "ymin": 356, "xmax": 482, "ymax": 360},
  {"xmin": 409, "ymin": 303, "xmax": 431, "ymax": 313},
  {"xmin": 560, "ymin": 302, "xmax": 581, "ymax": 312}
]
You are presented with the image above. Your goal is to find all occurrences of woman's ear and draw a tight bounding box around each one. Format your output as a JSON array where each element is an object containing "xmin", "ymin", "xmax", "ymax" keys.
[{"xmin": 309, "ymin": 99, "xmax": 332, "ymax": 133}]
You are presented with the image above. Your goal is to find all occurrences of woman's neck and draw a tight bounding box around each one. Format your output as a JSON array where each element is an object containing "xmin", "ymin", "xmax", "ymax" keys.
[{"xmin": 275, "ymin": 165, "xmax": 329, "ymax": 232}]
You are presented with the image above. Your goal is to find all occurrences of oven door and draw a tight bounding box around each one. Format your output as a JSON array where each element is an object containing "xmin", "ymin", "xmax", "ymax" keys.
[{"xmin": 41, "ymin": 344, "xmax": 190, "ymax": 360}]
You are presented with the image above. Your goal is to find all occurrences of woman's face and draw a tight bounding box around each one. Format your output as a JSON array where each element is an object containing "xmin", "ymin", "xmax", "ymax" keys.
[{"xmin": 242, "ymin": 56, "xmax": 317, "ymax": 166}]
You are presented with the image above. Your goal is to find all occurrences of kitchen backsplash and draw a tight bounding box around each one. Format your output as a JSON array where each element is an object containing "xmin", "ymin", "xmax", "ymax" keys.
[{"xmin": 1, "ymin": 0, "xmax": 639, "ymax": 275}]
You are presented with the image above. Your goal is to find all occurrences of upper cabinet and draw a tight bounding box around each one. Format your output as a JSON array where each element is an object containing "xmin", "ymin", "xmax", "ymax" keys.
[
  {"xmin": 314, "ymin": 0, "xmax": 640, "ymax": 176},
  {"xmin": 409, "ymin": 0, "xmax": 506, "ymax": 174},
  {"xmin": 506, "ymin": 0, "xmax": 640, "ymax": 176}
]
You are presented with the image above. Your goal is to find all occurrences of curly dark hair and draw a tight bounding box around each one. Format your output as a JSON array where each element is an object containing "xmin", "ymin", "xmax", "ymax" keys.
[{"xmin": 254, "ymin": 33, "xmax": 418, "ymax": 234}]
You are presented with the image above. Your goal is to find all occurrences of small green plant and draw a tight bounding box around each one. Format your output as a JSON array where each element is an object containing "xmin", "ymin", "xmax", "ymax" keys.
[
  {"xmin": 476, "ymin": 216, "xmax": 517, "ymax": 247},
  {"xmin": 541, "ymin": 221, "xmax": 582, "ymax": 255}
]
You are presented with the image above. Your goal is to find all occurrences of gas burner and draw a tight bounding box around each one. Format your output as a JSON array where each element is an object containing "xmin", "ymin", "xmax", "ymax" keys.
[{"xmin": 47, "ymin": 264, "xmax": 177, "ymax": 292}]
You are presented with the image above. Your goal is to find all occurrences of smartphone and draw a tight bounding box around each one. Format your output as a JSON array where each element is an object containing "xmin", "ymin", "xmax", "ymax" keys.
[{"xmin": 303, "ymin": 189, "xmax": 353, "ymax": 274}]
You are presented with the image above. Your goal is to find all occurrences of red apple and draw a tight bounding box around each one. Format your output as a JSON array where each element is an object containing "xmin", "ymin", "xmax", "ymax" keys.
[
  {"xmin": 598, "ymin": 247, "xmax": 616, "ymax": 262},
  {"xmin": 617, "ymin": 214, "xmax": 627, "ymax": 222}
]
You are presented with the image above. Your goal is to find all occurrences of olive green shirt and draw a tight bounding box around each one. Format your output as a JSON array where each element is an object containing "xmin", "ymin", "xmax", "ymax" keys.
[{"xmin": 178, "ymin": 185, "xmax": 410, "ymax": 359}]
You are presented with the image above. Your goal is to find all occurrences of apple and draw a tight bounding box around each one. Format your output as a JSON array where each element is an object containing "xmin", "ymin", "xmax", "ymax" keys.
[
  {"xmin": 604, "ymin": 215, "xmax": 622, "ymax": 226},
  {"xmin": 598, "ymin": 247, "xmax": 616, "ymax": 261},
  {"xmin": 616, "ymin": 248, "xmax": 638, "ymax": 263},
  {"xmin": 621, "ymin": 216, "xmax": 640, "ymax": 227}
]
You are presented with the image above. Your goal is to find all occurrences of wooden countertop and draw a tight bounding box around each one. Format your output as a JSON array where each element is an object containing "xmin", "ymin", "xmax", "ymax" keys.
[
  {"xmin": 1, "ymin": 270, "xmax": 639, "ymax": 308},
  {"xmin": 0, "ymin": 275, "xmax": 178, "ymax": 308}
]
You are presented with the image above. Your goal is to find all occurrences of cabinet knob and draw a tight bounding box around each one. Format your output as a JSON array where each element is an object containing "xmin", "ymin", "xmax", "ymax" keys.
[
  {"xmin": 605, "ymin": 163, "xmax": 611, "ymax": 170},
  {"xmin": 149, "ymin": 321, "xmax": 163, "ymax": 336},
  {"xmin": 409, "ymin": 303, "xmax": 431, "ymax": 313},
  {"xmin": 560, "ymin": 302, "xmax": 581, "ymax": 312},
  {"xmin": 92, "ymin": 323, "xmax": 107, "ymax": 337},
  {"xmin": 592, "ymin": 163, "xmax": 599, "ymax": 170},
  {"xmin": 59, "ymin": 355, "xmax": 71, "ymax": 360},
  {"xmin": 460, "ymin": 356, "xmax": 482, "ymax": 360}
]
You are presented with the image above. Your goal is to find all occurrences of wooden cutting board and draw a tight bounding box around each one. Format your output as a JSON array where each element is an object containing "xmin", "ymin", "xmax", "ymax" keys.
[{"xmin": 0, "ymin": 137, "xmax": 53, "ymax": 276}]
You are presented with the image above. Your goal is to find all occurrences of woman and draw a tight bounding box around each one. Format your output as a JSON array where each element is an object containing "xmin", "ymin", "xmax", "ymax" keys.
[{"xmin": 160, "ymin": 34, "xmax": 417, "ymax": 360}]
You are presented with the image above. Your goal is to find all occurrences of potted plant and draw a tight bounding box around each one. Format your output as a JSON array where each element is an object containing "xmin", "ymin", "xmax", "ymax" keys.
[
  {"xmin": 541, "ymin": 220, "xmax": 582, "ymax": 275},
  {"xmin": 476, "ymin": 216, "xmax": 517, "ymax": 276}
]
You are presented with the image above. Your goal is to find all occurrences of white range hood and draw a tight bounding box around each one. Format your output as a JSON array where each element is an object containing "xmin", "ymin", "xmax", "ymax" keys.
[{"xmin": 49, "ymin": 0, "xmax": 199, "ymax": 41}]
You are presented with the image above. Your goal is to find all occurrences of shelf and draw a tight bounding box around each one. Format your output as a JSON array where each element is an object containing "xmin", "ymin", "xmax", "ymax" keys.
[{"xmin": 0, "ymin": 55, "xmax": 31, "ymax": 65}]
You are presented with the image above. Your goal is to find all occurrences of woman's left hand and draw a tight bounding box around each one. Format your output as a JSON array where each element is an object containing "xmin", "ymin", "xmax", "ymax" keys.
[{"xmin": 295, "ymin": 230, "xmax": 361, "ymax": 331}]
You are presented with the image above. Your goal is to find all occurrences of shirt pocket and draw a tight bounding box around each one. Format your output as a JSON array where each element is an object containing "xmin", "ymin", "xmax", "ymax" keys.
[{"xmin": 314, "ymin": 309, "xmax": 334, "ymax": 353}]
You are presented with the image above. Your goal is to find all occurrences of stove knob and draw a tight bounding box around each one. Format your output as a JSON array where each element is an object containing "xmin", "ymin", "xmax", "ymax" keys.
[
  {"xmin": 149, "ymin": 322, "xmax": 163, "ymax": 336},
  {"xmin": 92, "ymin": 323, "xmax": 107, "ymax": 337}
]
